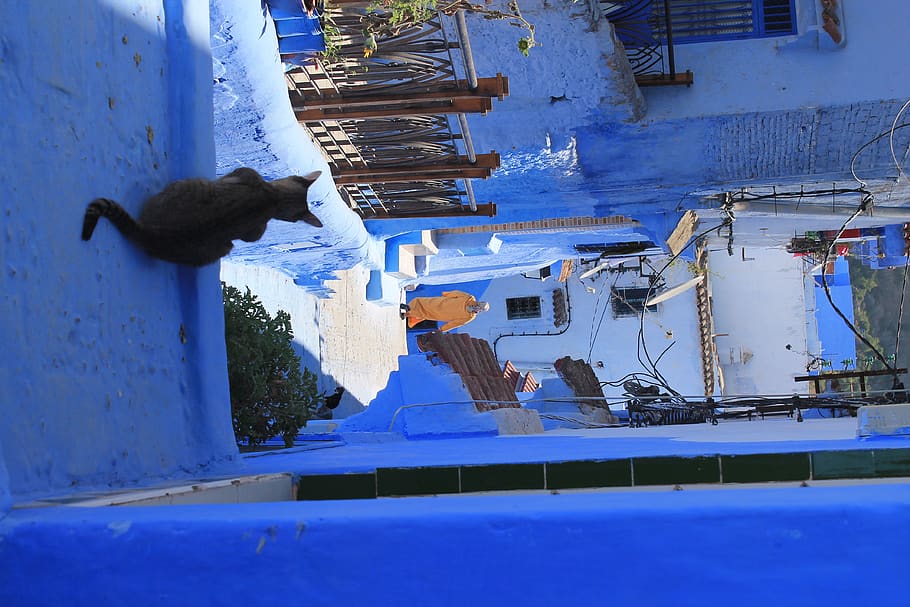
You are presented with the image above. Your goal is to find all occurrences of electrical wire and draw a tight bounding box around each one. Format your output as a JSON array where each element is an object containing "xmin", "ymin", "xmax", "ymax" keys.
[
  {"xmin": 593, "ymin": 118, "xmax": 910, "ymax": 401},
  {"xmin": 889, "ymin": 99, "xmax": 910, "ymax": 182},
  {"xmin": 818, "ymin": 194, "xmax": 897, "ymax": 376},
  {"xmin": 888, "ymin": 104, "xmax": 910, "ymax": 365},
  {"xmin": 818, "ymin": 117, "xmax": 910, "ymax": 379},
  {"xmin": 600, "ymin": 371, "xmax": 667, "ymax": 389},
  {"xmin": 634, "ymin": 214, "xmax": 734, "ymax": 399},
  {"xmin": 731, "ymin": 185, "xmax": 867, "ymax": 202},
  {"xmin": 537, "ymin": 413, "xmax": 624, "ymax": 429},
  {"xmin": 851, "ymin": 122, "xmax": 910, "ymax": 188},
  {"xmin": 893, "ymin": 255, "xmax": 910, "ymax": 364},
  {"xmin": 586, "ymin": 269, "xmax": 617, "ymax": 362}
]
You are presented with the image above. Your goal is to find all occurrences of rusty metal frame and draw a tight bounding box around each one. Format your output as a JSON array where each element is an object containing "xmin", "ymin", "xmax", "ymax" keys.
[{"xmin": 284, "ymin": 7, "xmax": 496, "ymax": 218}]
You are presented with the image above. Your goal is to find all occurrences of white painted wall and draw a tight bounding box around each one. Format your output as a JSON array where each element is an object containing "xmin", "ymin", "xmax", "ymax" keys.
[
  {"xmin": 458, "ymin": 258, "xmax": 706, "ymax": 398},
  {"xmin": 641, "ymin": 0, "xmax": 910, "ymax": 120},
  {"xmin": 706, "ymin": 243, "xmax": 813, "ymax": 395}
]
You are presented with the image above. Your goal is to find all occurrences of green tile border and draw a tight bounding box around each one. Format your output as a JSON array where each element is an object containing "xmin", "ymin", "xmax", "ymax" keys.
[
  {"xmin": 872, "ymin": 448, "xmax": 910, "ymax": 478},
  {"xmin": 721, "ymin": 452, "xmax": 810, "ymax": 484},
  {"xmin": 297, "ymin": 473, "xmax": 376, "ymax": 501},
  {"xmin": 812, "ymin": 450, "xmax": 875, "ymax": 480},
  {"xmin": 633, "ymin": 455, "xmax": 721, "ymax": 486},
  {"xmin": 546, "ymin": 459, "xmax": 632, "ymax": 489},
  {"xmin": 460, "ymin": 463, "xmax": 545, "ymax": 493},
  {"xmin": 377, "ymin": 466, "xmax": 460, "ymax": 497},
  {"xmin": 294, "ymin": 446, "xmax": 910, "ymax": 501}
]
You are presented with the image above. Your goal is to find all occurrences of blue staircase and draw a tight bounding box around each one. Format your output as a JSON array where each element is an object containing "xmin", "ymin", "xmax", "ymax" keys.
[{"xmin": 265, "ymin": 0, "xmax": 326, "ymax": 65}]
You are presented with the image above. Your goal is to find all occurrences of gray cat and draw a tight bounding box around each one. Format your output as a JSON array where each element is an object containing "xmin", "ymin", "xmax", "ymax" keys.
[{"xmin": 82, "ymin": 167, "xmax": 322, "ymax": 266}]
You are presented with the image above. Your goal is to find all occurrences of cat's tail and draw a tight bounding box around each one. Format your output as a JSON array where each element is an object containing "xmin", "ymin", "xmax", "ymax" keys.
[{"xmin": 82, "ymin": 198, "xmax": 142, "ymax": 243}]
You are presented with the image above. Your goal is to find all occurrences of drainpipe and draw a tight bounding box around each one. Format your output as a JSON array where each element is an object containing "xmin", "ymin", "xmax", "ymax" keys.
[
  {"xmin": 455, "ymin": 10, "xmax": 478, "ymax": 89},
  {"xmin": 454, "ymin": 9, "xmax": 478, "ymax": 211}
]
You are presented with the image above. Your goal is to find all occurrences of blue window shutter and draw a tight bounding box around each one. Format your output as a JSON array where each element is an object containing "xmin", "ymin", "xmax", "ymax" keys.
[{"xmin": 656, "ymin": 0, "xmax": 796, "ymax": 43}]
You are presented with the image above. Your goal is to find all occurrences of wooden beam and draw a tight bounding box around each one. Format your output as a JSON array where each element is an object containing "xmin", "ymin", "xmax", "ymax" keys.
[
  {"xmin": 293, "ymin": 76, "xmax": 509, "ymax": 110},
  {"xmin": 295, "ymin": 97, "xmax": 493, "ymax": 121},
  {"xmin": 635, "ymin": 70, "xmax": 694, "ymax": 87},
  {"xmin": 333, "ymin": 152, "xmax": 499, "ymax": 179},
  {"xmin": 363, "ymin": 202, "xmax": 497, "ymax": 219},
  {"xmin": 333, "ymin": 167, "xmax": 494, "ymax": 184},
  {"xmin": 794, "ymin": 368, "xmax": 907, "ymax": 383}
]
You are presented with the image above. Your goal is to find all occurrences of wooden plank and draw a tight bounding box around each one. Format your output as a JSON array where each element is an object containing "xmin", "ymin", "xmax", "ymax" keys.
[
  {"xmin": 293, "ymin": 77, "xmax": 509, "ymax": 110},
  {"xmin": 332, "ymin": 166, "xmax": 494, "ymax": 184},
  {"xmin": 333, "ymin": 153, "xmax": 499, "ymax": 179},
  {"xmin": 666, "ymin": 209, "xmax": 699, "ymax": 256},
  {"xmin": 364, "ymin": 203, "xmax": 496, "ymax": 219},
  {"xmin": 794, "ymin": 368, "xmax": 907, "ymax": 382},
  {"xmin": 295, "ymin": 97, "xmax": 493, "ymax": 120},
  {"xmin": 635, "ymin": 71, "xmax": 694, "ymax": 87}
]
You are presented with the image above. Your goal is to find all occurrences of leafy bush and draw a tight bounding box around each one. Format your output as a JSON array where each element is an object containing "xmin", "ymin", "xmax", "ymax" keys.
[
  {"xmin": 357, "ymin": 0, "xmax": 537, "ymax": 57},
  {"xmin": 222, "ymin": 283, "xmax": 321, "ymax": 448}
]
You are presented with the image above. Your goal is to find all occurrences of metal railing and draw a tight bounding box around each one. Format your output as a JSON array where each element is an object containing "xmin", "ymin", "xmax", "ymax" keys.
[
  {"xmin": 285, "ymin": 6, "xmax": 495, "ymax": 218},
  {"xmin": 600, "ymin": 0, "xmax": 692, "ymax": 86}
]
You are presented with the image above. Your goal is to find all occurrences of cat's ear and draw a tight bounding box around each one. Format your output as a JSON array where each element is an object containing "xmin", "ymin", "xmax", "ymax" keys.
[
  {"xmin": 302, "ymin": 171, "xmax": 321, "ymax": 184},
  {"xmin": 302, "ymin": 211, "xmax": 323, "ymax": 228}
]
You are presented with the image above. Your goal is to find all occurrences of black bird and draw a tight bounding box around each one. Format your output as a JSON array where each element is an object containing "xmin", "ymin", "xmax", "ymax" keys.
[{"xmin": 324, "ymin": 387, "xmax": 345, "ymax": 410}]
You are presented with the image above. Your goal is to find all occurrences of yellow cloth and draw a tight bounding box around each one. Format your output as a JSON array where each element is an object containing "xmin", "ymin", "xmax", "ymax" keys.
[{"xmin": 407, "ymin": 291, "xmax": 477, "ymax": 332}]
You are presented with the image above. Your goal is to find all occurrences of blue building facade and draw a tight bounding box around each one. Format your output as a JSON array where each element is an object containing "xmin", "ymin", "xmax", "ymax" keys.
[{"xmin": 379, "ymin": 0, "xmax": 910, "ymax": 288}]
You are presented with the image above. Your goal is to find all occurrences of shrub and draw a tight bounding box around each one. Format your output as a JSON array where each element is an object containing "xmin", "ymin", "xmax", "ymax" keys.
[
  {"xmin": 222, "ymin": 283, "xmax": 321, "ymax": 448},
  {"xmin": 356, "ymin": 0, "xmax": 537, "ymax": 57}
]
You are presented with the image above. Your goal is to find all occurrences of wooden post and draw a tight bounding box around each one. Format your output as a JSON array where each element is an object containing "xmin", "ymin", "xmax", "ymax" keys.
[
  {"xmin": 296, "ymin": 97, "xmax": 493, "ymax": 121},
  {"xmin": 293, "ymin": 75, "xmax": 508, "ymax": 121},
  {"xmin": 635, "ymin": 71, "xmax": 694, "ymax": 87},
  {"xmin": 794, "ymin": 368, "xmax": 907, "ymax": 397},
  {"xmin": 292, "ymin": 77, "xmax": 509, "ymax": 110},
  {"xmin": 332, "ymin": 152, "xmax": 499, "ymax": 184},
  {"xmin": 363, "ymin": 202, "xmax": 496, "ymax": 219}
]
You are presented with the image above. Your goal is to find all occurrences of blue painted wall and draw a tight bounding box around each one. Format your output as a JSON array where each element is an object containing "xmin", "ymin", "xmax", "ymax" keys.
[
  {"xmin": 0, "ymin": 0, "xmax": 238, "ymax": 505},
  {"xmin": 446, "ymin": 0, "xmax": 910, "ymax": 241},
  {"xmin": 814, "ymin": 257, "xmax": 858, "ymax": 367},
  {"xmin": 2, "ymin": 484, "xmax": 909, "ymax": 606}
]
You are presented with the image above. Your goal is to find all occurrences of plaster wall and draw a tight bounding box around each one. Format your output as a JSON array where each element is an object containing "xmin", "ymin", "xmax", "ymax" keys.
[
  {"xmin": 452, "ymin": 0, "xmax": 910, "ymax": 228},
  {"xmin": 642, "ymin": 0, "xmax": 910, "ymax": 121},
  {"xmin": 3, "ymin": 484, "xmax": 909, "ymax": 606},
  {"xmin": 449, "ymin": 260, "xmax": 705, "ymax": 398},
  {"xmin": 418, "ymin": 225, "xmax": 655, "ymax": 285},
  {"xmin": 0, "ymin": 0, "xmax": 238, "ymax": 505},
  {"xmin": 210, "ymin": 0, "xmax": 384, "ymax": 293},
  {"xmin": 708, "ymin": 245, "xmax": 813, "ymax": 395}
]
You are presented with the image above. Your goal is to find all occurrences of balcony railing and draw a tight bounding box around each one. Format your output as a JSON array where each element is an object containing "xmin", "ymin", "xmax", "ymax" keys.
[
  {"xmin": 283, "ymin": 5, "xmax": 505, "ymax": 219},
  {"xmin": 600, "ymin": 0, "xmax": 693, "ymax": 86}
]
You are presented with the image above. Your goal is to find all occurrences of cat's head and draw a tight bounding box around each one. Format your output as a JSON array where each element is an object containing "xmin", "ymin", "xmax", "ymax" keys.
[{"xmin": 272, "ymin": 171, "xmax": 323, "ymax": 227}]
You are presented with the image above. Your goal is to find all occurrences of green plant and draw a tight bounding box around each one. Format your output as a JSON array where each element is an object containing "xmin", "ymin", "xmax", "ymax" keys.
[
  {"xmin": 222, "ymin": 283, "xmax": 321, "ymax": 448},
  {"xmin": 357, "ymin": 0, "xmax": 536, "ymax": 57},
  {"xmin": 320, "ymin": 15, "xmax": 343, "ymax": 63}
]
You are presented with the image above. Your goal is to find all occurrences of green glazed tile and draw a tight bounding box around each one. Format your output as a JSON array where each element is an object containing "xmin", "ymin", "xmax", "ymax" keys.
[
  {"xmin": 812, "ymin": 450, "xmax": 875, "ymax": 480},
  {"xmin": 633, "ymin": 456, "xmax": 720, "ymax": 486},
  {"xmin": 460, "ymin": 463, "xmax": 545, "ymax": 493},
  {"xmin": 721, "ymin": 452, "xmax": 810, "ymax": 483},
  {"xmin": 873, "ymin": 448, "xmax": 910, "ymax": 478},
  {"xmin": 297, "ymin": 473, "xmax": 376, "ymax": 500},
  {"xmin": 546, "ymin": 459, "xmax": 632, "ymax": 490},
  {"xmin": 377, "ymin": 466, "xmax": 460, "ymax": 497}
]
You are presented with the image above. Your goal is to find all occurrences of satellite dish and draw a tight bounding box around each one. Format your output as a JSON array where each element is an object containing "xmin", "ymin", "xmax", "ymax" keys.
[{"xmin": 645, "ymin": 275, "xmax": 704, "ymax": 306}]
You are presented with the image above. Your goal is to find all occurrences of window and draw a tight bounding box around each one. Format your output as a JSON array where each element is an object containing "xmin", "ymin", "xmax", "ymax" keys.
[
  {"xmin": 656, "ymin": 0, "xmax": 796, "ymax": 43},
  {"xmin": 574, "ymin": 241, "xmax": 652, "ymax": 256},
  {"xmin": 506, "ymin": 296, "xmax": 542, "ymax": 320},
  {"xmin": 611, "ymin": 287, "xmax": 658, "ymax": 317}
]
